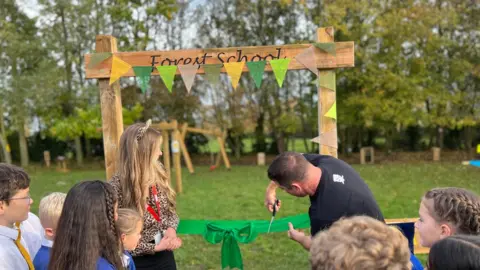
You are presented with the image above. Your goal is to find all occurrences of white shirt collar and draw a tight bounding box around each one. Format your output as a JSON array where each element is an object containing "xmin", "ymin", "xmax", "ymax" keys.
[
  {"xmin": 0, "ymin": 225, "xmax": 19, "ymax": 241},
  {"xmin": 121, "ymin": 253, "xmax": 130, "ymax": 267},
  {"xmin": 41, "ymin": 238, "xmax": 53, "ymax": 248}
]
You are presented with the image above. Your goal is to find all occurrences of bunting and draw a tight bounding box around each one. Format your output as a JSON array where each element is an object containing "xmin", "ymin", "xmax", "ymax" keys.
[
  {"xmin": 311, "ymin": 128, "xmax": 338, "ymax": 149},
  {"xmin": 157, "ymin": 65, "xmax": 177, "ymax": 93},
  {"xmin": 313, "ymin": 42, "xmax": 336, "ymax": 56},
  {"xmin": 133, "ymin": 66, "xmax": 152, "ymax": 93},
  {"xmin": 319, "ymin": 71, "xmax": 336, "ymax": 91},
  {"xmin": 88, "ymin": 52, "xmax": 112, "ymax": 69},
  {"xmin": 246, "ymin": 61, "xmax": 266, "ymax": 88},
  {"xmin": 325, "ymin": 101, "xmax": 337, "ymax": 120},
  {"xmin": 203, "ymin": 64, "xmax": 223, "ymax": 86},
  {"xmin": 224, "ymin": 62, "xmax": 245, "ymax": 89},
  {"xmin": 269, "ymin": 58, "xmax": 291, "ymax": 87},
  {"xmin": 109, "ymin": 56, "xmax": 132, "ymax": 85},
  {"xmin": 178, "ymin": 65, "xmax": 198, "ymax": 93},
  {"xmin": 294, "ymin": 47, "xmax": 318, "ymax": 76}
]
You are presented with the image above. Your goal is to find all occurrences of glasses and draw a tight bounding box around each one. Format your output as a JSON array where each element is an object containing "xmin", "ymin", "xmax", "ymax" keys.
[{"xmin": 4, "ymin": 194, "xmax": 32, "ymax": 203}]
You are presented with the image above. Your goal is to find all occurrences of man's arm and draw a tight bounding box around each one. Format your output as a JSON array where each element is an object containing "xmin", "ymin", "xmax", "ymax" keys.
[{"xmin": 288, "ymin": 222, "xmax": 312, "ymax": 250}]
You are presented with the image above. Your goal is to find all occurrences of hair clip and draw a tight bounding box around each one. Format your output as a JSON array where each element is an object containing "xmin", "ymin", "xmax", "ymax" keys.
[{"xmin": 136, "ymin": 119, "xmax": 152, "ymax": 141}]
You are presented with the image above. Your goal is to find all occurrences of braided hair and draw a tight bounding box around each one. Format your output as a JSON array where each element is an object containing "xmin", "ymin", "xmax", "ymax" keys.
[
  {"xmin": 424, "ymin": 187, "xmax": 480, "ymax": 235},
  {"xmin": 49, "ymin": 180, "xmax": 123, "ymax": 270}
]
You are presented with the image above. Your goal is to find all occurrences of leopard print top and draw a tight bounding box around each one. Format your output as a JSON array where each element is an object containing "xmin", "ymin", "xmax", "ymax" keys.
[{"xmin": 108, "ymin": 175, "xmax": 179, "ymax": 256}]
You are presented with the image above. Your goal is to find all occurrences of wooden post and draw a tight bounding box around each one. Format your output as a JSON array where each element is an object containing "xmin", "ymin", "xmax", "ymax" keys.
[
  {"xmin": 172, "ymin": 128, "xmax": 183, "ymax": 193},
  {"xmin": 43, "ymin": 151, "xmax": 51, "ymax": 168},
  {"xmin": 360, "ymin": 147, "xmax": 374, "ymax": 164},
  {"xmin": 179, "ymin": 123, "xmax": 194, "ymax": 174},
  {"xmin": 317, "ymin": 27, "xmax": 338, "ymax": 158},
  {"xmin": 96, "ymin": 35, "xmax": 123, "ymax": 179},
  {"xmin": 217, "ymin": 129, "xmax": 231, "ymax": 169},
  {"xmin": 432, "ymin": 147, "xmax": 441, "ymax": 161},
  {"xmin": 162, "ymin": 128, "xmax": 171, "ymax": 181}
]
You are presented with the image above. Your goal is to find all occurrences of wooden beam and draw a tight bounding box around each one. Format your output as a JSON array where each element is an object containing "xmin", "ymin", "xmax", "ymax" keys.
[
  {"xmin": 186, "ymin": 127, "xmax": 223, "ymax": 137},
  {"xmin": 317, "ymin": 27, "xmax": 338, "ymax": 157},
  {"xmin": 151, "ymin": 121, "xmax": 178, "ymax": 131},
  {"xmin": 162, "ymin": 131, "xmax": 171, "ymax": 181},
  {"xmin": 85, "ymin": 42, "xmax": 354, "ymax": 79},
  {"xmin": 96, "ymin": 35, "xmax": 123, "ymax": 179},
  {"xmin": 172, "ymin": 129, "xmax": 183, "ymax": 193},
  {"xmin": 179, "ymin": 123, "xmax": 194, "ymax": 174}
]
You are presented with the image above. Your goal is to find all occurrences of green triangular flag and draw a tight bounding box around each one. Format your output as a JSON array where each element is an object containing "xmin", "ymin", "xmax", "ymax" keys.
[
  {"xmin": 319, "ymin": 71, "xmax": 336, "ymax": 91},
  {"xmin": 269, "ymin": 58, "xmax": 291, "ymax": 87},
  {"xmin": 246, "ymin": 61, "xmax": 266, "ymax": 88},
  {"xmin": 88, "ymin": 52, "xmax": 112, "ymax": 68},
  {"xmin": 203, "ymin": 64, "xmax": 222, "ymax": 86},
  {"xmin": 156, "ymin": 65, "xmax": 177, "ymax": 93},
  {"xmin": 325, "ymin": 102, "xmax": 337, "ymax": 120},
  {"xmin": 313, "ymin": 43, "xmax": 336, "ymax": 56},
  {"xmin": 133, "ymin": 66, "xmax": 152, "ymax": 93}
]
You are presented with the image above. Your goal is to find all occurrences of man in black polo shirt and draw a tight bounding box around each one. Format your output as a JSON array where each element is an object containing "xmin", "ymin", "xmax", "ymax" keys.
[{"xmin": 265, "ymin": 151, "xmax": 384, "ymax": 250}]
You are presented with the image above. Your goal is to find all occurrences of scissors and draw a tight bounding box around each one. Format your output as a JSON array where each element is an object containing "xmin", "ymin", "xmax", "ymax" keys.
[{"xmin": 267, "ymin": 199, "xmax": 280, "ymax": 234}]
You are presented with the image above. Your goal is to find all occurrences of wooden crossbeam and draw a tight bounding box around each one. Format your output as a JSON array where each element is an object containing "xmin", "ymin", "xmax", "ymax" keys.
[{"xmin": 85, "ymin": 42, "xmax": 354, "ymax": 79}]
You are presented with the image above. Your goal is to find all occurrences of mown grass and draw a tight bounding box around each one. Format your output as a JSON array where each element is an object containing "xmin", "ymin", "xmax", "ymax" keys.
[{"xmin": 26, "ymin": 162, "xmax": 479, "ymax": 269}]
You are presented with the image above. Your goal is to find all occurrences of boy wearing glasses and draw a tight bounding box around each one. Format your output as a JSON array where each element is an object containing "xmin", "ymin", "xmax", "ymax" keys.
[{"xmin": 0, "ymin": 163, "xmax": 36, "ymax": 269}]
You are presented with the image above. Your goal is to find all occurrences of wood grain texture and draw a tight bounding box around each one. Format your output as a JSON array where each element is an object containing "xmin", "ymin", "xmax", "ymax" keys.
[
  {"xmin": 317, "ymin": 27, "xmax": 338, "ymax": 157},
  {"xmin": 85, "ymin": 41, "xmax": 354, "ymax": 79},
  {"xmin": 96, "ymin": 35, "xmax": 123, "ymax": 179}
]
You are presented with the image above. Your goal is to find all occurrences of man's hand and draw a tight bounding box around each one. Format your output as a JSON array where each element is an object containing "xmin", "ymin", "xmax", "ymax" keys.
[
  {"xmin": 265, "ymin": 181, "xmax": 282, "ymax": 212},
  {"xmin": 287, "ymin": 222, "xmax": 311, "ymax": 250}
]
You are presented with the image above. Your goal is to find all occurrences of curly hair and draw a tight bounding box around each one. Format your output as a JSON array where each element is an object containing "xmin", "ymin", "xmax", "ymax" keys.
[
  {"xmin": 423, "ymin": 187, "xmax": 480, "ymax": 235},
  {"xmin": 310, "ymin": 216, "xmax": 411, "ymax": 270}
]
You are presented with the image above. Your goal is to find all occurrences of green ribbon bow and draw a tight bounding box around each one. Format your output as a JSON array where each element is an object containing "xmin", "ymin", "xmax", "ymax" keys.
[
  {"xmin": 177, "ymin": 214, "xmax": 311, "ymax": 270},
  {"xmin": 204, "ymin": 222, "xmax": 257, "ymax": 269}
]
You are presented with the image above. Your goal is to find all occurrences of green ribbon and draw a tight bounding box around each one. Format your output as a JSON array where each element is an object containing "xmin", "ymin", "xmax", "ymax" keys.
[
  {"xmin": 177, "ymin": 215, "xmax": 417, "ymax": 270},
  {"xmin": 177, "ymin": 214, "xmax": 310, "ymax": 270}
]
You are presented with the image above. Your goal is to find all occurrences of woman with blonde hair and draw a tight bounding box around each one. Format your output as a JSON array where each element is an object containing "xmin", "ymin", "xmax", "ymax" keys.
[{"xmin": 109, "ymin": 120, "xmax": 181, "ymax": 270}]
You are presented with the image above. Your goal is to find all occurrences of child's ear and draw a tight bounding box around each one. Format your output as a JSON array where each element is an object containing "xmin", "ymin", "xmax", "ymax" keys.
[
  {"xmin": 0, "ymin": 201, "xmax": 5, "ymax": 214},
  {"xmin": 121, "ymin": 233, "xmax": 126, "ymax": 242},
  {"xmin": 45, "ymin": 228, "xmax": 54, "ymax": 238},
  {"xmin": 440, "ymin": 223, "xmax": 453, "ymax": 237}
]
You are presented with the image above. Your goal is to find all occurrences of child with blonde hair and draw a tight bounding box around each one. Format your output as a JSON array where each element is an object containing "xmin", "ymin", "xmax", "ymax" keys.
[
  {"xmin": 117, "ymin": 208, "xmax": 143, "ymax": 270},
  {"xmin": 310, "ymin": 215, "xmax": 412, "ymax": 270},
  {"xmin": 415, "ymin": 187, "xmax": 480, "ymax": 248},
  {"xmin": 33, "ymin": 192, "xmax": 66, "ymax": 270}
]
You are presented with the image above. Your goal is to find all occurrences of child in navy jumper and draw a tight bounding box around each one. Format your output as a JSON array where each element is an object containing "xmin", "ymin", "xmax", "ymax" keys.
[
  {"xmin": 47, "ymin": 180, "xmax": 126, "ymax": 270},
  {"xmin": 33, "ymin": 192, "xmax": 66, "ymax": 270},
  {"xmin": 116, "ymin": 208, "xmax": 144, "ymax": 270}
]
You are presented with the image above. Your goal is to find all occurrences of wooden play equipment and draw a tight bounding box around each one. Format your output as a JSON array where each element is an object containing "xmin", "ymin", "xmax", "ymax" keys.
[
  {"xmin": 360, "ymin": 146, "xmax": 375, "ymax": 164},
  {"xmin": 150, "ymin": 120, "xmax": 183, "ymax": 193},
  {"xmin": 56, "ymin": 156, "xmax": 69, "ymax": 173},
  {"xmin": 43, "ymin": 151, "xmax": 51, "ymax": 168},
  {"xmin": 432, "ymin": 147, "xmax": 441, "ymax": 161},
  {"xmin": 178, "ymin": 123, "xmax": 230, "ymax": 173},
  {"xmin": 385, "ymin": 218, "xmax": 429, "ymax": 254}
]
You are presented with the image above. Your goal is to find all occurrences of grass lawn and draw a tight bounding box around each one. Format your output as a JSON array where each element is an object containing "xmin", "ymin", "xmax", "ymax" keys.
[{"xmin": 26, "ymin": 162, "xmax": 479, "ymax": 270}]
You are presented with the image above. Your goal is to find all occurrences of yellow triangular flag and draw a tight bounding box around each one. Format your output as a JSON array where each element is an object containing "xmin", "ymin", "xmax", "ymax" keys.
[
  {"xmin": 224, "ymin": 62, "xmax": 245, "ymax": 89},
  {"xmin": 325, "ymin": 102, "xmax": 336, "ymax": 120},
  {"xmin": 109, "ymin": 56, "xmax": 132, "ymax": 85}
]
